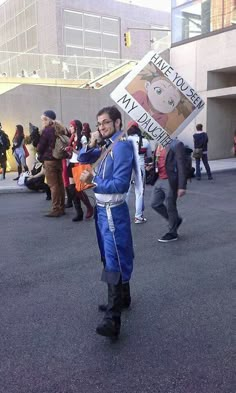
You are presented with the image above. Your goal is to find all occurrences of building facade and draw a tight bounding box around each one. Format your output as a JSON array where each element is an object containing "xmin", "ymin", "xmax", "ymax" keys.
[
  {"xmin": 0, "ymin": 0, "xmax": 170, "ymax": 78},
  {"xmin": 171, "ymin": 0, "xmax": 236, "ymax": 158}
]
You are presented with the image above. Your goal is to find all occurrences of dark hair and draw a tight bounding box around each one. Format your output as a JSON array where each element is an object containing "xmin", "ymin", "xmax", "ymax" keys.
[
  {"xmin": 196, "ymin": 123, "xmax": 203, "ymax": 131},
  {"xmin": 73, "ymin": 120, "xmax": 83, "ymax": 149},
  {"xmin": 127, "ymin": 125, "xmax": 141, "ymax": 136},
  {"xmin": 16, "ymin": 124, "xmax": 24, "ymax": 136},
  {"xmin": 82, "ymin": 122, "xmax": 91, "ymax": 139},
  {"xmin": 97, "ymin": 106, "xmax": 123, "ymax": 129},
  {"xmin": 127, "ymin": 125, "xmax": 144, "ymax": 154}
]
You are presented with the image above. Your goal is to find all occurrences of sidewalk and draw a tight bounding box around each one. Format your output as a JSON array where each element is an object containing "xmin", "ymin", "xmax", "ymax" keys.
[{"xmin": 1, "ymin": 158, "xmax": 236, "ymax": 194}]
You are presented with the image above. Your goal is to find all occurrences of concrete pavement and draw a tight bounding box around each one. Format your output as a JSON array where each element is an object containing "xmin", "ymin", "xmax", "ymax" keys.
[
  {"xmin": 1, "ymin": 172, "xmax": 235, "ymax": 393},
  {"xmin": 1, "ymin": 157, "xmax": 236, "ymax": 194}
]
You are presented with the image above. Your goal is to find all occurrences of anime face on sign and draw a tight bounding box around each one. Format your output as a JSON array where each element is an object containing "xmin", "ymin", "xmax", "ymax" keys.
[{"xmin": 145, "ymin": 78, "xmax": 181, "ymax": 114}]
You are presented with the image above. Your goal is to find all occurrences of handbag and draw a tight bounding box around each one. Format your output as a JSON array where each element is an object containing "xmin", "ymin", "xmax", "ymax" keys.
[
  {"xmin": 146, "ymin": 167, "xmax": 158, "ymax": 185},
  {"xmin": 72, "ymin": 163, "xmax": 94, "ymax": 192},
  {"xmin": 23, "ymin": 144, "xmax": 29, "ymax": 158},
  {"xmin": 193, "ymin": 148, "xmax": 203, "ymax": 159},
  {"xmin": 17, "ymin": 171, "xmax": 30, "ymax": 186}
]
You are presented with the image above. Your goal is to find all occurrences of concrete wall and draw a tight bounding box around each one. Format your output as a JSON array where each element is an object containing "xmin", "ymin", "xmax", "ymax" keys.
[
  {"xmin": 170, "ymin": 29, "xmax": 236, "ymax": 158},
  {"xmin": 207, "ymin": 98, "xmax": 236, "ymax": 159},
  {"xmin": 0, "ymin": 76, "xmax": 134, "ymax": 170}
]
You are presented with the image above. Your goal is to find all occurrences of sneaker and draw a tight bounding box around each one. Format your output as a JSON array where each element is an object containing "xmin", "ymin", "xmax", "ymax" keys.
[
  {"xmin": 134, "ymin": 217, "xmax": 147, "ymax": 224},
  {"xmin": 158, "ymin": 232, "xmax": 178, "ymax": 243},
  {"xmin": 208, "ymin": 176, "xmax": 213, "ymax": 180}
]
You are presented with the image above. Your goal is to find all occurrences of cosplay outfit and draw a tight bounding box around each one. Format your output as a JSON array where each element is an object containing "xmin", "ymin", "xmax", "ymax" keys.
[
  {"xmin": 79, "ymin": 130, "xmax": 135, "ymax": 337},
  {"xmin": 66, "ymin": 131, "xmax": 94, "ymax": 220}
]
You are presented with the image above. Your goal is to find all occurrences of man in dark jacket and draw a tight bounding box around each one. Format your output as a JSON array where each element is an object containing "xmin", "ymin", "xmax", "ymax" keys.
[
  {"xmin": 151, "ymin": 139, "xmax": 187, "ymax": 242},
  {"xmin": 37, "ymin": 110, "xmax": 65, "ymax": 217},
  {"xmin": 193, "ymin": 123, "xmax": 212, "ymax": 180},
  {"xmin": 0, "ymin": 122, "xmax": 10, "ymax": 180}
]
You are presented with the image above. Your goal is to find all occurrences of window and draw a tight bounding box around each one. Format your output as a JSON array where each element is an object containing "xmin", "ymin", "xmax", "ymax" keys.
[
  {"xmin": 63, "ymin": 10, "xmax": 120, "ymax": 59},
  {"xmin": 26, "ymin": 25, "xmax": 37, "ymax": 50},
  {"xmin": 84, "ymin": 13, "xmax": 100, "ymax": 31},
  {"xmin": 25, "ymin": 4, "xmax": 36, "ymax": 29},
  {"xmin": 64, "ymin": 10, "xmax": 83, "ymax": 28},
  {"xmin": 172, "ymin": 0, "xmax": 236, "ymax": 44},
  {"xmin": 65, "ymin": 27, "xmax": 83, "ymax": 46}
]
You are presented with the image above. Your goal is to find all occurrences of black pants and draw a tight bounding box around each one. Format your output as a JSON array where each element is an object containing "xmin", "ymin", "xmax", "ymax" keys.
[
  {"xmin": 0, "ymin": 158, "xmax": 6, "ymax": 179},
  {"xmin": 25, "ymin": 176, "xmax": 51, "ymax": 197}
]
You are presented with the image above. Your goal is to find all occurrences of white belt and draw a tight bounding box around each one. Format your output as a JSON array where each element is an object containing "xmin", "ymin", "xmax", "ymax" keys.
[{"xmin": 96, "ymin": 200, "xmax": 125, "ymax": 208}]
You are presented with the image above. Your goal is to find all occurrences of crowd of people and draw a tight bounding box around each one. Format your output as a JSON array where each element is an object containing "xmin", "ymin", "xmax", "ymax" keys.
[{"xmin": 0, "ymin": 108, "xmax": 219, "ymax": 339}]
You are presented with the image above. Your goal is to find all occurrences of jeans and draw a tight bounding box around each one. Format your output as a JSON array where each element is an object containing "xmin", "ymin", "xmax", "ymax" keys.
[
  {"xmin": 195, "ymin": 153, "xmax": 212, "ymax": 179},
  {"xmin": 151, "ymin": 178, "xmax": 180, "ymax": 235}
]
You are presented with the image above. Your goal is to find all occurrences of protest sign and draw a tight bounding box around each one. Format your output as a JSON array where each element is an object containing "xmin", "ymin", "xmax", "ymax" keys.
[{"xmin": 110, "ymin": 51, "xmax": 204, "ymax": 147}]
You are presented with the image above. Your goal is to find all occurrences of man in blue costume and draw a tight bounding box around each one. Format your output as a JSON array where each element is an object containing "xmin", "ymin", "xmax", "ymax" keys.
[{"xmin": 79, "ymin": 106, "xmax": 134, "ymax": 338}]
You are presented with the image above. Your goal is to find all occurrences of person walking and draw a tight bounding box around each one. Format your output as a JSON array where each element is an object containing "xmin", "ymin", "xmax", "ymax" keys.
[
  {"xmin": 37, "ymin": 110, "xmax": 65, "ymax": 217},
  {"xmin": 126, "ymin": 121, "xmax": 152, "ymax": 224},
  {"xmin": 151, "ymin": 140, "xmax": 187, "ymax": 243},
  {"xmin": 193, "ymin": 123, "xmax": 212, "ymax": 180},
  {"xmin": 79, "ymin": 106, "xmax": 135, "ymax": 338},
  {"xmin": 12, "ymin": 125, "xmax": 29, "ymax": 180},
  {"xmin": 0, "ymin": 122, "xmax": 10, "ymax": 180}
]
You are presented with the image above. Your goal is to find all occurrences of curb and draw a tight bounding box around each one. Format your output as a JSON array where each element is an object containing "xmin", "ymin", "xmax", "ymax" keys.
[
  {"xmin": 0, "ymin": 186, "xmax": 30, "ymax": 194},
  {"xmin": 1, "ymin": 167, "xmax": 235, "ymax": 194}
]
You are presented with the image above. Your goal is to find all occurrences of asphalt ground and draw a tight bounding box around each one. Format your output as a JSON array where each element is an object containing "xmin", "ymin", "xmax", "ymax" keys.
[{"xmin": 0, "ymin": 172, "xmax": 235, "ymax": 393}]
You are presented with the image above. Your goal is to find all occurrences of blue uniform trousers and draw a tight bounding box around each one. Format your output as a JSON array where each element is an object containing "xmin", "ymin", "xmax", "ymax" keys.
[{"xmin": 95, "ymin": 202, "xmax": 134, "ymax": 284}]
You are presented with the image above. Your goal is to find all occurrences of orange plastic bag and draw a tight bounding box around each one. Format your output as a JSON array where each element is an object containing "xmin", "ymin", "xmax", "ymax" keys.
[{"xmin": 72, "ymin": 163, "xmax": 94, "ymax": 192}]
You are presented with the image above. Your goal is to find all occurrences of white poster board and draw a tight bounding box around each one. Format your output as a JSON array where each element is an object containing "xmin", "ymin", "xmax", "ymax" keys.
[{"xmin": 111, "ymin": 51, "xmax": 204, "ymax": 147}]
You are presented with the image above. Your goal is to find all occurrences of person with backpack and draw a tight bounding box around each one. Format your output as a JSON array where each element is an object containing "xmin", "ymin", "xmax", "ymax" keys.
[
  {"xmin": 151, "ymin": 139, "xmax": 187, "ymax": 243},
  {"xmin": 0, "ymin": 122, "xmax": 10, "ymax": 180},
  {"xmin": 193, "ymin": 123, "xmax": 212, "ymax": 180},
  {"xmin": 37, "ymin": 110, "xmax": 66, "ymax": 217},
  {"xmin": 126, "ymin": 121, "xmax": 152, "ymax": 223}
]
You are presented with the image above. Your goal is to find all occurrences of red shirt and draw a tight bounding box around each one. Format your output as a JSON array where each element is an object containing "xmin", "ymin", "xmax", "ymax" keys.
[{"xmin": 155, "ymin": 146, "xmax": 168, "ymax": 179}]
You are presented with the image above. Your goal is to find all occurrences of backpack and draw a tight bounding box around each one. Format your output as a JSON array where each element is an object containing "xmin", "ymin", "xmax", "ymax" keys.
[
  {"xmin": 170, "ymin": 140, "xmax": 195, "ymax": 181},
  {"xmin": 184, "ymin": 146, "xmax": 195, "ymax": 180},
  {"xmin": 0, "ymin": 131, "xmax": 10, "ymax": 150},
  {"xmin": 52, "ymin": 134, "xmax": 70, "ymax": 159}
]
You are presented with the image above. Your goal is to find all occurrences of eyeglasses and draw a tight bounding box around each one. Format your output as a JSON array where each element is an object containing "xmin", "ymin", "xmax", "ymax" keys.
[{"xmin": 96, "ymin": 120, "xmax": 113, "ymax": 128}]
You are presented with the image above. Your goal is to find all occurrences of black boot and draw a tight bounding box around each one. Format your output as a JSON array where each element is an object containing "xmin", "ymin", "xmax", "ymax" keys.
[
  {"xmin": 70, "ymin": 185, "xmax": 83, "ymax": 222},
  {"xmin": 98, "ymin": 282, "xmax": 131, "ymax": 312},
  {"xmin": 78, "ymin": 191, "xmax": 94, "ymax": 219},
  {"xmin": 13, "ymin": 165, "xmax": 22, "ymax": 181},
  {"xmin": 96, "ymin": 281, "xmax": 122, "ymax": 337},
  {"xmin": 65, "ymin": 186, "xmax": 73, "ymax": 208},
  {"xmin": 45, "ymin": 185, "xmax": 51, "ymax": 200}
]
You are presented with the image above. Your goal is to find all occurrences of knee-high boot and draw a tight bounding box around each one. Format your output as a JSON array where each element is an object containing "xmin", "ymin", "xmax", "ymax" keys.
[
  {"xmin": 96, "ymin": 280, "xmax": 122, "ymax": 337},
  {"xmin": 98, "ymin": 281, "xmax": 131, "ymax": 312},
  {"xmin": 78, "ymin": 191, "xmax": 94, "ymax": 219},
  {"xmin": 65, "ymin": 186, "xmax": 73, "ymax": 208},
  {"xmin": 69, "ymin": 184, "xmax": 83, "ymax": 222},
  {"xmin": 13, "ymin": 165, "xmax": 22, "ymax": 181}
]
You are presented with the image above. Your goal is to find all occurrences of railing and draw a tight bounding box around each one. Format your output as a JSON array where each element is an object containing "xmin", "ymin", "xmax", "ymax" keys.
[{"xmin": 0, "ymin": 51, "xmax": 131, "ymax": 81}]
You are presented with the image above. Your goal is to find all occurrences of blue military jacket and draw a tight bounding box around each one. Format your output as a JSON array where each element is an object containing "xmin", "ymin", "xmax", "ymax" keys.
[{"xmin": 78, "ymin": 130, "xmax": 134, "ymax": 195}]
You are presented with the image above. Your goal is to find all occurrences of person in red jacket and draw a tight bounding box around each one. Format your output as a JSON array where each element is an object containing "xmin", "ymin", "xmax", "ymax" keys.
[{"xmin": 151, "ymin": 140, "xmax": 187, "ymax": 242}]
